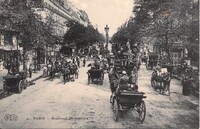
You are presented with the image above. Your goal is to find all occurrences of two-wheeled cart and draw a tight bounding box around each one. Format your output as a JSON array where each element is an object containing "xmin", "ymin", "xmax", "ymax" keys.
[{"xmin": 87, "ymin": 69, "xmax": 104, "ymax": 85}]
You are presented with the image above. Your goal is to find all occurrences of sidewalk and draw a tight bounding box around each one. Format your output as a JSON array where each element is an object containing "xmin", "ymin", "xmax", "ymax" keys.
[
  {"xmin": 0, "ymin": 68, "xmax": 43, "ymax": 91},
  {"xmin": 27, "ymin": 70, "xmax": 43, "ymax": 84}
]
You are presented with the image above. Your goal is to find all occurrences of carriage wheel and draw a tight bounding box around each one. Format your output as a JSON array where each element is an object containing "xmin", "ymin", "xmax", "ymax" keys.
[
  {"xmin": 167, "ymin": 85, "xmax": 170, "ymax": 96},
  {"xmin": 3, "ymin": 83, "xmax": 8, "ymax": 95},
  {"xmin": 138, "ymin": 100, "xmax": 146, "ymax": 123},
  {"xmin": 110, "ymin": 95, "xmax": 113, "ymax": 103},
  {"xmin": 88, "ymin": 76, "xmax": 90, "ymax": 85},
  {"xmin": 23, "ymin": 79, "xmax": 28, "ymax": 89},
  {"xmin": 151, "ymin": 80, "xmax": 154, "ymax": 87},
  {"xmin": 113, "ymin": 99, "xmax": 119, "ymax": 122},
  {"xmin": 18, "ymin": 80, "xmax": 23, "ymax": 93}
]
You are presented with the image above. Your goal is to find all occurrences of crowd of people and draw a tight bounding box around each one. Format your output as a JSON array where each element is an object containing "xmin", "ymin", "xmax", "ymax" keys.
[
  {"xmin": 42, "ymin": 55, "xmax": 87, "ymax": 84},
  {"xmin": 108, "ymin": 40, "xmax": 141, "ymax": 96}
]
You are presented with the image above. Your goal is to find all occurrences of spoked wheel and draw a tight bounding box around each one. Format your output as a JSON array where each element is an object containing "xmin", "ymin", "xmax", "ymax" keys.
[
  {"xmin": 18, "ymin": 80, "xmax": 23, "ymax": 93},
  {"xmin": 24, "ymin": 80, "xmax": 28, "ymax": 89},
  {"xmin": 137, "ymin": 100, "xmax": 146, "ymax": 123},
  {"xmin": 110, "ymin": 95, "xmax": 112, "ymax": 103},
  {"xmin": 87, "ymin": 76, "xmax": 90, "ymax": 85},
  {"xmin": 110, "ymin": 95, "xmax": 114, "ymax": 110},
  {"xmin": 2, "ymin": 83, "xmax": 8, "ymax": 95},
  {"xmin": 113, "ymin": 99, "xmax": 119, "ymax": 122}
]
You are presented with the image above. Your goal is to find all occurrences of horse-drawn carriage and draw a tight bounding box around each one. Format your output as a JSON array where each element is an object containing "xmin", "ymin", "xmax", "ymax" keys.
[
  {"xmin": 110, "ymin": 89, "xmax": 147, "ymax": 122},
  {"xmin": 151, "ymin": 68, "xmax": 171, "ymax": 95},
  {"xmin": 3, "ymin": 71, "xmax": 28, "ymax": 94},
  {"xmin": 146, "ymin": 52, "xmax": 159, "ymax": 70},
  {"xmin": 62, "ymin": 64, "xmax": 79, "ymax": 84},
  {"xmin": 108, "ymin": 51, "xmax": 147, "ymax": 122},
  {"xmin": 108, "ymin": 53, "xmax": 138, "ymax": 91},
  {"xmin": 87, "ymin": 69, "xmax": 104, "ymax": 85}
]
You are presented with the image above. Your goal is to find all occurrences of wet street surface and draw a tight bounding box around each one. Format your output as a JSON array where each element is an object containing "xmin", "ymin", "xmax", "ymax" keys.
[{"xmin": 0, "ymin": 64, "xmax": 199, "ymax": 129}]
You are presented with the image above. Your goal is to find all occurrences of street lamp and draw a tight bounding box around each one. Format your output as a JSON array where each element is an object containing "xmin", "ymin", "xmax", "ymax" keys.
[{"xmin": 104, "ymin": 24, "xmax": 109, "ymax": 50}]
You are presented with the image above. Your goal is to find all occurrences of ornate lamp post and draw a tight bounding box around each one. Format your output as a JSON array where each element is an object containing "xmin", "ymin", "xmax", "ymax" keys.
[{"xmin": 104, "ymin": 24, "xmax": 109, "ymax": 50}]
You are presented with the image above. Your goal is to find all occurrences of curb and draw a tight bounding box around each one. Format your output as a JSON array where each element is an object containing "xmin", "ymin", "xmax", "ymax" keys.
[{"xmin": 28, "ymin": 75, "xmax": 43, "ymax": 83}]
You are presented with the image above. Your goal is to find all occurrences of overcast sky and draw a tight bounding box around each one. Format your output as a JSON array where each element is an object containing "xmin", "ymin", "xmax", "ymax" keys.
[{"xmin": 68, "ymin": 0, "xmax": 133, "ymax": 36}]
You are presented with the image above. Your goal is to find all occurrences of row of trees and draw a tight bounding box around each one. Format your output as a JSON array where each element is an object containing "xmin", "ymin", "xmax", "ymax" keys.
[
  {"xmin": 0, "ymin": 0, "xmax": 58, "ymax": 69},
  {"xmin": 63, "ymin": 20, "xmax": 105, "ymax": 50},
  {"xmin": 0, "ymin": 0, "xmax": 57, "ymax": 50},
  {"xmin": 112, "ymin": 0, "xmax": 199, "ymax": 62}
]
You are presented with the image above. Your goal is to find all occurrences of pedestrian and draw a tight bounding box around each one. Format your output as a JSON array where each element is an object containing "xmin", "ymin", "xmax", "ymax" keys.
[
  {"xmin": 77, "ymin": 57, "xmax": 80, "ymax": 68},
  {"xmin": 29, "ymin": 64, "xmax": 33, "ymax": 78},
  {"xmin": 43, "ymin": 65, "xmax": 48, "ymax": 78},
  {"xmin": 118, "ymin": 71, "xmax": 130, "ymax": 90},
  {"xmin": 9, "ymin": 58, "xmax": 19, "ymax": 75},
  {"xmin": 83, "ymin": 57, "xmax": 86, "ymax": 67}
]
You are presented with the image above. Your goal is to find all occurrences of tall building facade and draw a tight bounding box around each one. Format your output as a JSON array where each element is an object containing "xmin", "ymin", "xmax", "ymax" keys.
[
  {"xmin": 28, "ymin": 0, "xmax": 90, "ymax": 37},
  {"xmin": 27, "ymin": 0, "xmax": 91, "ymax": 65},
  {"xmin": 0, "ymin": 0, "xmax": 91, "ymax": 67}
]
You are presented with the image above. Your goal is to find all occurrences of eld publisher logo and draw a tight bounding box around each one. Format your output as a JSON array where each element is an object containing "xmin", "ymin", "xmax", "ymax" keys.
[{"xmin": 4, "ymin": 114, "xmax": 18, "ymax": 121}]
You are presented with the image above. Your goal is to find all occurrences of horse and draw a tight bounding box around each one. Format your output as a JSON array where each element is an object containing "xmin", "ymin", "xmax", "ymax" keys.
[
  {"xmin": 161, "ymin": 73, "xmax": 171, "ymax": 95},
  {"xmin": 151, "ymin": 70, "xmax": 163, "ymax": 91},
  {"xmin": 50, "ymin": 65, "xmax": 56, "ymax": 81},
  {"xmin": 62, "ymin": 67, "xmax": 70, "ymax": 84},
  {"xmin": 108, "ymin": 68, "xmax": 120, "ymax": 93}
]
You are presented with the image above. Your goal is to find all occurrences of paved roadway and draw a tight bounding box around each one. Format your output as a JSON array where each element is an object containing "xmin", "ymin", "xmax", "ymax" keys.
[
  {"xmin": 0, "ymin": 69, "xmax": 7, "ymax": 90},
  {"xmin": 0, "ymin": 63, "xmax": 199, "ymax": 128}
]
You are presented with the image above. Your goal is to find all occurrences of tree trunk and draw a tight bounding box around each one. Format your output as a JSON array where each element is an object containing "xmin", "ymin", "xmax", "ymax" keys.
[
  {"xmin": 165, "ymin": 31, "xmax": 170, "ymax": 61},
  {"xmin": 23, "ymin": 43, "xmax": 26, "ymax": 71}
]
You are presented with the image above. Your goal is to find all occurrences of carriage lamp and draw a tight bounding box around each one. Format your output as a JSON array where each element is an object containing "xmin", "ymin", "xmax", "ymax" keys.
[{"xmin": 104, "ymin": 24, "xmax": 109, "ymax": 50}]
